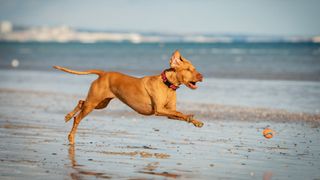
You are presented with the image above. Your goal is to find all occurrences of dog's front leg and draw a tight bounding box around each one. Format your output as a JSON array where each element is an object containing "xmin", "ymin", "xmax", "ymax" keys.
[{"xmin": 155, "ymin": 108, "xmax": 203, "ymax": 127}]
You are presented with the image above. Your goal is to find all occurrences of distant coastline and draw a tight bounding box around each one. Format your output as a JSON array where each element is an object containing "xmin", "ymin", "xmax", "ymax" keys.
[{"xmin": 1, "ymin": 21, "xmax": 319, "ymax": 44}]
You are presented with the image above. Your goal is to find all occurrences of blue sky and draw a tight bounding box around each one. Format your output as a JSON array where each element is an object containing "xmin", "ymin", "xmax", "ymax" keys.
[{"xmin": 0, "ymin": 0, "xmax": 319, "ymax": 36}]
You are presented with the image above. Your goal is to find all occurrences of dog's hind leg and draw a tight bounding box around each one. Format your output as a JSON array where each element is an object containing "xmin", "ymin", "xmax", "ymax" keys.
[
  {"xmin": 68, "ymin": 102, "xmax": 96, "ymax": 145},
  {"xmin": 65, "ymin": 100, "xmax": 85, "ymax": 122}
]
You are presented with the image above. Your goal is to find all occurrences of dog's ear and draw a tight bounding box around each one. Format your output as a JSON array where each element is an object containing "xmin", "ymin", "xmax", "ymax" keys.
[{"xmin": 170, "ymin": 50, "xmax": 182, "ymax": 68}]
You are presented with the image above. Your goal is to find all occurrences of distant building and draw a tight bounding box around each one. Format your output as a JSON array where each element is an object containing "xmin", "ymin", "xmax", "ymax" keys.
[{"xmin": 0, "ymin": 21, "xmax": 13, "ymax": 33}]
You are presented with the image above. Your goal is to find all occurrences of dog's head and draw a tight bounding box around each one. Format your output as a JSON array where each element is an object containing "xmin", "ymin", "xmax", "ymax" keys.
[{"xmin": 169, "ymin": 50, "xmax": 203, "ymax": 89}]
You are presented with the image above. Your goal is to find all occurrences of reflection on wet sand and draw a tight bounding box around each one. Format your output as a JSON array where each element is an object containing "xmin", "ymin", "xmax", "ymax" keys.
[
  {"xmin": 101, "ymin": 150, "xmax": 170, "ymax": 159},
  {"xmin": 68, "ymin": 145, "xmax": 180, "ymax": 179},
  {"xmin": 139, "ymin": 162, "xmax": 181, "ymax": 179},
  {"xmin": 68, "ymin": 145, "xmax": 111, "ymax": 179},
  {"xmin": 138, "ymin": 170, "xmax": 180, "ymax": 178}
]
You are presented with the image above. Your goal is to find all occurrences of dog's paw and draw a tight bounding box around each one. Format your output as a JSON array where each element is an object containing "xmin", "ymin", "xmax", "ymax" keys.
[
  {"xmin": 191, "ymin": 120, "xmax": 204, "ymax": 128},
  {"xmin": 65, "ymin": 114, "xmax": 73, "ymax": 122}
]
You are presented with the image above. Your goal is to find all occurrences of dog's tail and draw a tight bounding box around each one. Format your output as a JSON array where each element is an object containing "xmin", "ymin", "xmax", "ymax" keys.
[{"xmin": 53, "ymin": 66, "xmax": 104, "ymax": 76}]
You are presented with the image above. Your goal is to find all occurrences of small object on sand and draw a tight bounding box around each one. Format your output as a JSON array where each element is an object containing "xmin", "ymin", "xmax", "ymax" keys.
[
  {"xmin": 263, "ymin": 128, "xmax": 275, "ymax": 139},
  {"xmin": 11, "ymin": 59, "xmax": 19, "ymax": 68}
]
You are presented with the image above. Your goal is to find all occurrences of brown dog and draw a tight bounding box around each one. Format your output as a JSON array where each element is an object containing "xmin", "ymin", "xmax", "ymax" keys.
[{"xmin": 54, "ymin": 50, "xmax": 204, "ymax": 144}]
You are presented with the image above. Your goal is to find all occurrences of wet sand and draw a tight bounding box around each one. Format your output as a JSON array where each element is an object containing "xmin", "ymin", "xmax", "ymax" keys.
[{"xmin": 1, "ymin": 88, "xmax": 320, "ymax": 179}]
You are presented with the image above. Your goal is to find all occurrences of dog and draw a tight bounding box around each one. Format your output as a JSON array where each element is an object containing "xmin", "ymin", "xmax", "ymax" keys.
[{"xmin": 54, "ymin": 50, "xmax": 204, "ymax": 144}]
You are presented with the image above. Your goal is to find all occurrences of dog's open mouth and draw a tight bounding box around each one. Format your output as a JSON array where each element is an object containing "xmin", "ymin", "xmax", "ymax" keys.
[{"xmin": 187, "ymin": 81, "xmax": 198, "ymax": 89}]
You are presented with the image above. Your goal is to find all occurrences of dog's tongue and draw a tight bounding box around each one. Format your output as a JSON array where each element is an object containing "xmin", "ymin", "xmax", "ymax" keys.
[{"xmin": 188, "ymin": 82, "xmax": 197, "ymax": 89}]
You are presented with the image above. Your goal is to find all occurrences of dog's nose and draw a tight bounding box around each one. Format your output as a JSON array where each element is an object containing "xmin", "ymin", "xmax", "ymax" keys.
[{"xmin": 197, "ymin": 73, "xmax": 203, "ymax": 81}]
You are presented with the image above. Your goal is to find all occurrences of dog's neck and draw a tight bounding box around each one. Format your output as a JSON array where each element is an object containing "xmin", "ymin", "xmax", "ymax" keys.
[{"xmin": 161, "ymin": 68, "xmax": 180, "ymax": 90}]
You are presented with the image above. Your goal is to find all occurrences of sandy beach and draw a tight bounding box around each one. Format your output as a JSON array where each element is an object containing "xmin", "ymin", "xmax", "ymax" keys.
[{"xmin": 1, "ymin": 84, "xmax": 320, "ymax": 179}]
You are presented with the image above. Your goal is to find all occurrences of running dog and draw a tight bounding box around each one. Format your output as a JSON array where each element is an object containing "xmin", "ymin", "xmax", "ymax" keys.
[{"xmin": 54, "ymin": 50, "xmax": 204, "ymax": 144}]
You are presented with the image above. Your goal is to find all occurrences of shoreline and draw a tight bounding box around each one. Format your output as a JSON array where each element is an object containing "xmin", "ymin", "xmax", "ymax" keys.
[
  {"xmin": 1, "ymin": 88, "xmax": 319, "ymax": 124},
  {"xmin": 1, "ymin": 69, "xmax": 320, "ymax": 114}
]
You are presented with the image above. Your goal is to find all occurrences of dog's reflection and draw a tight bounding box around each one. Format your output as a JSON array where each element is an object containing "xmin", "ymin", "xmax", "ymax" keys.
[
  {"xmin": 68, "ymin": 145, "xmax": 77, "ymax": 167},
  {"xmin": 68, "ymin": 145, "xmax": 111, "ymax": 179}
]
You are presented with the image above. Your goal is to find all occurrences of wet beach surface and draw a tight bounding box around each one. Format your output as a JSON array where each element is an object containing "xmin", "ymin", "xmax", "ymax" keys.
[{"xmin": 1, "ymin": 89, "xmax": 320, "ymax": 180}]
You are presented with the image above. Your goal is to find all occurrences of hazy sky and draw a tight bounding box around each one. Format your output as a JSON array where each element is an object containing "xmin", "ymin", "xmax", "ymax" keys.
[{"xmin": 0, "ymin": 0, "xmax": 319, "ymax": 36}]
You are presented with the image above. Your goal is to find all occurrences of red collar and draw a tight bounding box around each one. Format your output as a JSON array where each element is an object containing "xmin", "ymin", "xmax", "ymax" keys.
[{"xmin": 161, "ymin": 70, "xmax": 179, "ymax": 90}]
